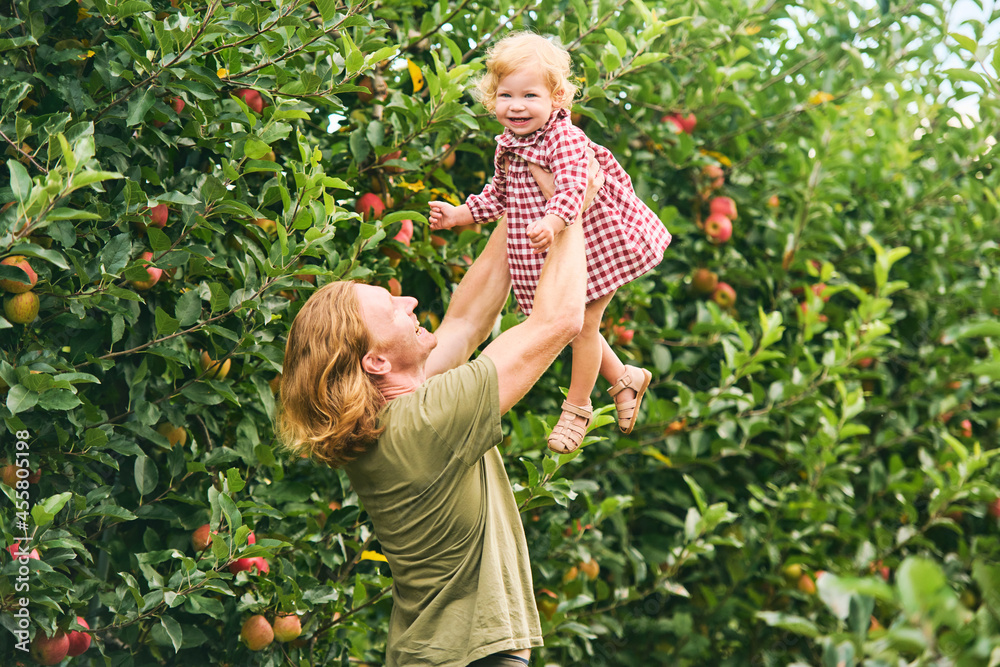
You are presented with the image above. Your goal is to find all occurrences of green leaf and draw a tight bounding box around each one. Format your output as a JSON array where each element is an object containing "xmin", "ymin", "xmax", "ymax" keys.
[
  {"xmin": 225, "ymin": 468, "xmax": 245, "ymax": 494},
  {"xmin": 30, "ymin": 492, "xmax": 72, "ymax": 527},
  {"xmin": 127, "ymin": 88, "xmax": 157, "ymax": 127},
  {"xmin": 754, "ymin": 611, "xmax": 820, "ymax": 637},
  {"xmin": 147, "ymin": 227, "xmax": 171, "ymax": 253},
  {"xmin": 243, "ymin": 136, "xmax": 272, "ymax": 160},
  {"xmin": 181, "ymin": 384, "xmax": 225, "ymax": 405},
  {"xmin": 135, "ymin": 454, "xmax": 159, "ymax": 496},
  {"xmin": 155, "ymin": 307, "xmax": 180, "ymax": 335},
  {"xmin": 175, "ymin": 290, "xmax": 201, "ymax": 326},
  {"xmin": 7, "ymin": 385, "xmax": 38, "ymax": 414},
  {"xmin": 949, "ymin": 32, "xmax": 978, "ymax": 54},
  {"xmin": 160, "ymin": 616, "xmax": 183, "ymax": 653},
  {"xmin": 101, "ymin": 234, "xmax": 132, "ymax": 274},
  {"xmin": 7, "ymin": 159, "xmax": 31, "ymax": 202}
]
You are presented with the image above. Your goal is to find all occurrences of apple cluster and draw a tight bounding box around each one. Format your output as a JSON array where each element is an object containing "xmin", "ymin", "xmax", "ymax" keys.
[
  {"xmin": 1, "ymin": 255, "xmax": 40, "ymax": 324},
  {"xmin": 240, "ymin": 613, "xmax": 303, "ymax": 650}
]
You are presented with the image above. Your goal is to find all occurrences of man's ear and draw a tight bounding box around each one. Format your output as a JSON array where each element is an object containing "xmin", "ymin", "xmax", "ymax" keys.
[{"xmin": 361, "ymin": 351, "xmax": 391, "ymax": 376}]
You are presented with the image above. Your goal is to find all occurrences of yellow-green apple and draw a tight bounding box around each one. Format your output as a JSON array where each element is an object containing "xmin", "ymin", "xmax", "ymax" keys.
[
  {"xmin": 663, "ymin": 419, "xmax": 687, "ymax": 436},
  {"xmin": 537, "ymin": 598, "xmax": 558, "ymax": 620},
  {"xmin": 200, "ymin": 350, "xmax": 231, "ymax": 380},
  {"xmin": 712, "ymin": 282, "xmax": 736, "ymax": 308},
  {"xmin": 157, "ymin": 423, "xmax": 187, "ymax": 447},
  {"xmin": 580, "ymin": 559, "xmax": 600, "ymax": 580},
  {"xmin": 272, "ymin": 615, "xmax": 302, "ymax": 642},
  {"xmin": 240, "ymin": 615, "xmax": 274, "ymax": 651},
  {"xmin": 130, "ymin": 252, "xmax": 163, "ymax": 291},
  {"xmin": 441, "ymin": 144, "xmax": 456, "ymax": 169},
  {"xmin": 705, "ymin": 214, "xmax": 732, "ymax": 243},
  {"xmin": 691, "ymin": 268, "xmax": 718, "ymax": 294},
  {"xmin": 393, "ymin": 219, "xmax": 414, "ymax": 245},
  {"xmin": 66, "ymin": 617, "xmax": 91, "ymax": 657},
  {"xmin": 4, "ymin": 290, "xmax": 39, "ymax": 323},
  {"xmin": 235, "ymin": 89, "xmax": 263, "ymax": 114},
  {"xmin": 562, "ymin": 566, "xmax": 579, "ymax": 584},
  {"xmin": 418, "ymin": 310, "xmax": 440, "ymax": 331},
  {"xmin": 709, "ymin": 196, "xmax": 737, "ymax": 219},
  {"xmin": 253, "ymin": 218, "xmax": 276, "ymax": 235},
  {"xmin": 2, "ymin": 462, "xmax": 23, "ymax": 487},
  {"xmin": 356, "ymin": 193, "xmax": 385, "ymax": 221},
  {"xmin": 0, "ymin": 256, "xmax": 38, "ymax": 293},
  {"xmin": 30, "ymin": 631, "xmax": 69, "ymax": 665},
  {"xmin": 782, "ymin": 563, "xmax": 803, "ymax": 580},
  {"xmin": 191, "ymin": 524, "xmax": 215, "ymax": 551}
]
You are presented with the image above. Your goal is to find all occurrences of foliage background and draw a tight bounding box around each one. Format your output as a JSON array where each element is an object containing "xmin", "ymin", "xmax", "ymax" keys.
[{"xmin": 1, "ymin": 0, "xmax": 999, "ymax": 664}]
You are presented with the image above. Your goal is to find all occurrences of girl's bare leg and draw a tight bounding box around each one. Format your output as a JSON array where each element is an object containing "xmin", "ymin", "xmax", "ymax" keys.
[{"xmin": 566, "ymin": 293, "xmax": 616, "ymax": 406}]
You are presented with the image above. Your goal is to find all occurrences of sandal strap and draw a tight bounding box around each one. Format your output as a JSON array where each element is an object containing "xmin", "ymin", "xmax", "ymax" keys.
[
  {"xmin": 559, "ymin": 400, "xmax": 592, "ymax": 419},
  {"xmin": 607, "ymin": 372, "xmax": 635, "ymax": 398}
]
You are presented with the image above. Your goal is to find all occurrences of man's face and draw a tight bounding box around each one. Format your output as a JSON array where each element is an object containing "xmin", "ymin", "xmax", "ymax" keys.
[{"xmin": 354, "ymin": 283, "xmax": 436, "ymax": 372}]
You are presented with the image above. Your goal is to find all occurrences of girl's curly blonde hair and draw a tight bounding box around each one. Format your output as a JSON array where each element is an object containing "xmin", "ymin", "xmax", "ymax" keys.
[{"xmin": 475, "ymin": 32, "xmax": 578, "ymax": 113}]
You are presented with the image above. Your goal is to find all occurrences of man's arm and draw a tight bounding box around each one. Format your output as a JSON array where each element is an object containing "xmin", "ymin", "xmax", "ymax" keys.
[
  {"xmin": 481, "ymin": 211, "xmax": 586, "ymax": 414},
  {"xmin": 424, "ymin": 217, "xmax": 512, "ymax": 378}
]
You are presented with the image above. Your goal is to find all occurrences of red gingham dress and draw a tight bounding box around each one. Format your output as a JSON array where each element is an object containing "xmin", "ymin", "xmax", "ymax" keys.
[{"xmin": 466, "ymin": 108, "xmax": 671, "ymax": 314}]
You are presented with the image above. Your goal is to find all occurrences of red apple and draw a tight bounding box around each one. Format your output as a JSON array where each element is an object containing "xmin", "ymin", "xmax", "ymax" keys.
[
  {"xmin": 235, "ymin": 89, "xmax": 264, "ymax": 114},
  {"xmin": 797, "ymin": 573, "xmax": 816, "ymax": 595},
  {"xmin": 691, "ymin": 268, "xmax": 719, "ymax": 294},
  {"xmin": 768, "ymin": 194, "xmax": 780, "ymax": 208},
  {"xmin": 191, "ymin": 523, "xmax": 214, "ymax": 551},
  {"xmin": 705, "ymin": 214, "xmax": 733, "ymax": 243},
  {"xmin": 702, "ymin": 165, "xmax": 724, "ymax": 190},
  {"xmin": 356, "ymin": 193, "xmax": 385, "ymax": 221},
  {"xmin": 712, "ymin": 282, "xmax": 736, "ymax": 308},
  {"xmin": 146, "ymin": 204, "xmax": 169, "ymax": 228},
  {"xmin": 240, "ymin": 615, "xmax": 274, "ymax": 651},
  {"xmin": 230, "ymin": 556, "xmax": 268, "ymax": 575},
  {"xmin": 960, "ymin": 419, "xmax": 972, "ymax": 438},
  {"xmin": 393, "ymin": 219, "xmax": 414, "ymax": 245},
  {"xmin": 379, "ymin": 149, "xmax": 404, "ymax": 174},
  {"xmin": 66, "ymin": 617, "xmax": 91, "ymax": 657},
  {"xmin": 7, "ymin": 543, "xmax": 40, "ymax": 560},
  {"xmin": 272, "ymin": 614, "xmax": 302, "ymax": 642},
  {"xmin": 30, "ymin": 631, "xmax": 69, "ymax": 665},
  {"xmin": 709, "ymin": 196, "xmax": 737, "ymax": 220},
  {"xmin": 612, "ymin": 325, "xmax": 634, "ymax": 345},
  {"xmin": 356, "ymin": 75, "xmax": 375, "ymax": 103},
  {"xmin": 4, "ymin": 290, "xmax": 39, "ymax": 324},
  {"xmin": 677, "ymin": 113, "xmax": 697, "ymax": 134},
  {"xmin": 247, "ymin": 530, "xmax": 256, "ymax": 545},
  {"xmin": 387, "ymin": 278, "xmax": 402, "ymax": 297},
  {"xmin": 0, "ymin": 256, "xmax": 38, "ymax": 293},
  {"xmin": 988, "ymin": 498, "xmax": 1000, "ymax": 519},
  {"xmin": 130, "ymin": 251, "xmax": 163, "ymax": 291},
  {"xmin": 662, "ymin": 114, "xmax": 685, "ymax": 133},
  {"xmin": 857, "ymin": 357, "xmax": 875, "ymax": 369},
  {"xmin": 169, "ymin": 96, "xmax": 185, "ymax": 114}
]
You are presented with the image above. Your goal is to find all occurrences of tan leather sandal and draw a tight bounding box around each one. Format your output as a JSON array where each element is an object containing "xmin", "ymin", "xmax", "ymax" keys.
[
  {"xmin": 547, "ymin": 401, "xmax": 592, "ymax": 454},
  {"xmin": 608, "ymin": 365, "xmax": 652, "ymax": 434}
]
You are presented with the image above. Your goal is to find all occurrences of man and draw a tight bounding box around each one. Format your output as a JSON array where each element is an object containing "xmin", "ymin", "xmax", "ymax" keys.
[{"xmin": 278, "ymin": 157, "xmax": 601, "ymax": 666}]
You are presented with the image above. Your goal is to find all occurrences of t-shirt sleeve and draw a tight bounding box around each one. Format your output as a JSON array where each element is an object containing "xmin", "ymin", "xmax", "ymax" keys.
[
  {"xmin": 417, "ymin": 356, "xmax": 503, "ymax": 466},
  {"xmin": 542, "ymin": 123, "xmax": 589, "ymax": 226}
]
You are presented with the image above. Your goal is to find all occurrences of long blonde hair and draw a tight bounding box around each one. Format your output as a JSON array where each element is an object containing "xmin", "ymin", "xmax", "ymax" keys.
[
  {"xmin": 277, "ymin": 282, "xmax": 385, "ymax": 467},
  {"xmin": 475, "ymin": 32, "xmax": 578, "ymax": 113}
]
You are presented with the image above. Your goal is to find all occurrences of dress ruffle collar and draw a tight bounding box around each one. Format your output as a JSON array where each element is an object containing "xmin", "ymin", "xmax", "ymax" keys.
[{"xmin": 495, "ymin": 108, "xmax": 570, "ymax": 149}]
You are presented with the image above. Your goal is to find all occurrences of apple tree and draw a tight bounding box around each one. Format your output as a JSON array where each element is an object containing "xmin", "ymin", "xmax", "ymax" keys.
[{"xmin": 1, "ymin": 0, "xmax": 998, "ymax": 664}]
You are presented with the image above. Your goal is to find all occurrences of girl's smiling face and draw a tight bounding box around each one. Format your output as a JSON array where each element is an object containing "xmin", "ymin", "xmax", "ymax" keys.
[{"xmin": 494, "ymin": 67, "xmax": 555, "ymax": 136}]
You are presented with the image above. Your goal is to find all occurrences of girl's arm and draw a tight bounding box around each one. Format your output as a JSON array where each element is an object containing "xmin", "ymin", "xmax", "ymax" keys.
[{"xmin": 540, "ymin": 124, "xmax": 590, "ymax": 227}]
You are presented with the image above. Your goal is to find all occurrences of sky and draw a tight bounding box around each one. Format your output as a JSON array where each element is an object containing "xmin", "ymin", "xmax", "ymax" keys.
[{"xmin": 941, "ymin": 0, "xmax": 999, "ymax": 120}]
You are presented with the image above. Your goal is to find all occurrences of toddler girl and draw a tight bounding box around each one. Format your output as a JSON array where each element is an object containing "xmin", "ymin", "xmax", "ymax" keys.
[{"xmin": 429, "ymin": 32, "xmax": 671, "ymax": 453}]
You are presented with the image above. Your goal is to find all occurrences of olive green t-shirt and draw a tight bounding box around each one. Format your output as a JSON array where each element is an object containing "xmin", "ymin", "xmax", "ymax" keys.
[{"xmin": 344, "ymin": 356, "xmax": 543, "ymax": 666}]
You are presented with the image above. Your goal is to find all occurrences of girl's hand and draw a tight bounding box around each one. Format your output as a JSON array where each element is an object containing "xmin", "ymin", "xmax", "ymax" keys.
[
  {"xmin": 526, "ymin": 214, "xmax": 566, "ymax": 254},
  {"xmin": 429, "ymin": 202, "xmax": 474, "ymax": 230},
  {"xmin": 429, "ymin": 201, "xmax": 457, "ymax": 229}
]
